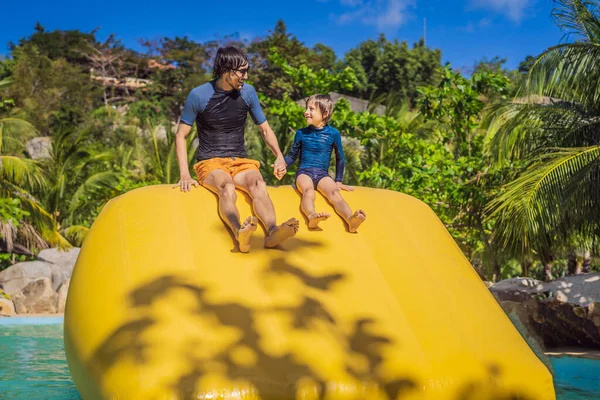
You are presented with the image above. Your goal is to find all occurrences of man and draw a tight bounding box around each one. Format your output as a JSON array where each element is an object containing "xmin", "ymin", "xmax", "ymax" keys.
[{"xmin": 173, "ymin": 46, "xmax": 299, "ymax": 253}]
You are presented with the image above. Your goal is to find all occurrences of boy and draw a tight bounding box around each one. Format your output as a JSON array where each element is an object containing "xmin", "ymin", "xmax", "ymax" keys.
[{"xmin": 284, "ymin": 94, "xmax": 366, "ymax": 232}]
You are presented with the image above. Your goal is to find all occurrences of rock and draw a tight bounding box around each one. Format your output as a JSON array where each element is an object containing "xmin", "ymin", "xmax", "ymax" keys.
[
  {"xmin": 500, "ymin": 299, "xmax": 554, "ymax": 375},
  {"xmin": 489, "ymin": 277, "xmax": 544, "ymax": 302},
  {"xmin": 12, "ymin": 278, "xmax": 58, "ymax": 314},
  {"xmin": 26, "ymin": 136, "xmax": 52, "ymax": 160},
  {"xmin": 37, "ymin": 247, "xmax": 80, "ymax": 271},
  {"xmin": 57, "ymin": 279, "xmax": 70, "ymax": 313},
  {"xmin": 37, "ymin": 247, "xmax": 80, "ymax": 290},
  {"xmin": 0, "ymin": 296, "xmax": 16, "ymax": 316},
  {"xmin": 0, "ymin": 261, "xmax": 53, "ymax": 295},
  {"xmin": 543, "ymin": 274, "xmax": 600, "ymax": 306},
  {"xmin": 491, "ymin": 273, "xmax": 600, "ymax": 349}
]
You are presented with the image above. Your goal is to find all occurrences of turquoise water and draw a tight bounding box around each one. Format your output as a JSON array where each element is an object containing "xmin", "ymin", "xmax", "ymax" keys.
[{"xmin": 0, "ymin": 319, "xmax": 598, "ymax": 399}]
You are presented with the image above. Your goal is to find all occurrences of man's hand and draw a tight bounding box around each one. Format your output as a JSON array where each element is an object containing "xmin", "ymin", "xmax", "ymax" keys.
[
  {"xmin": 271, "ymin": 156, "xmax": 287, "ymax": 180},
  {"xmin": 336, "ymin": 181, "xmax": 354, "ymax": 191},
  {"xmin": 173, "ymin": 175, "xmax": 199, "ymax": 192}
]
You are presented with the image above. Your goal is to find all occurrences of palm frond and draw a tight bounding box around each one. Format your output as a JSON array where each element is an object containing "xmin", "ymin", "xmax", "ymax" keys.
[
  {"xmin": 485, "ymin": 98, "xmax": 598, "ymax": 163},
  {"xmin": 0, "ymin": 78, "xmax": 13, "ymax": 91},
  {"xmin": 551, "ymin": 0, "xmax": 600, "ymax": 42},
  {"xmin": 68, "ymin": 171, "xmax": 120, "ymax": 214},
  {"xmin": 62, "ymin": 225, "xmax": 89, "ymax": 247},
  {"xmin": 487, "ymin": 146, "xmax": 600, "ymax": 253},
  {"xmin": 16, "ymin": 222, "xmax": 49, "ymax": 253},
  {"xmin": 529, "ymin": 42, "xmax": 600, "ymax": 106},
  {"xmin": 0, "ymin": 117, "xmax": 38, "ymax": 153},
  {"xmin": 0, "ymin": 155, "xmax": 46, "ymax": 190},
  {"xmin": 0, "ymin": 220, "xmax": 16, "ymax": 252}
]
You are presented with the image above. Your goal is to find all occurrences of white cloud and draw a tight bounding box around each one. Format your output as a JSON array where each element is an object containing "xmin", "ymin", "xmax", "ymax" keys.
[
  {"xmin": 334, "ymin": 0, "xmax": 415, "ymax": 31},
  {"xmin": 470, "ymin": 0, "xmax": 533, "ymax": 23}
]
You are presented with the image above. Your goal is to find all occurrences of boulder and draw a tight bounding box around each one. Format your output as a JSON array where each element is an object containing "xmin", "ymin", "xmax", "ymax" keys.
[
  {"xmin": 0, "ymin": 296, "xmax": 16, "ymax": 316},
  {"xmin": 26, "ymin": 136, "xmax": 52, "ymax": 160},
  {"xmin": 37, "ymin": 247, "xmax": 80, "ymax": 290},
  {"xmin": 37, "ymin": 247, "xmax": 80, "ymax": 271},
  {"xmin": 491, "ymin": 273, "xmax": 600, "ymax": 349},
  {"xmin": 12, "ymin": 278, "xmax": 58, "ymax": 314},
  {"xmin": 0, "ymin": 261, "xmax": 53, "ymax": 295},
  {"xmin": 57, "ymin": 279, "xmax": 70, "ymax": 313}
]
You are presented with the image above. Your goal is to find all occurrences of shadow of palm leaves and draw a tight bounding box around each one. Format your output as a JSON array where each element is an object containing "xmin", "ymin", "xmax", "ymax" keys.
[{"xmin": 89, "ymin": 258, "xmax": 421, "ymax": 399}]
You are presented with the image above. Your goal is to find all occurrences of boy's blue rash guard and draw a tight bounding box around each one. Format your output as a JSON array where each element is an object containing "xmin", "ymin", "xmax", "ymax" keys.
[{"xmin": 284, "ymin": 125, "xmax": 346, "ymax": 182}]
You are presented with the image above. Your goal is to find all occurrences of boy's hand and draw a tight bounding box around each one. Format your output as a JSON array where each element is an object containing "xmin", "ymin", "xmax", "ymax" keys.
[
  {"xmin": 336, "ymin": 182, "xmax": 354, "ymax": 191},
  {"xmin": 271, "ymin": 156, "xmax": 287, "ymax": 180}
]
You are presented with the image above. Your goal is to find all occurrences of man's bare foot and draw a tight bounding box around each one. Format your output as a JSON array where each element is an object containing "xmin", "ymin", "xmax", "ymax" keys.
[
  {"xmin": 237, "ymin": 216, "xmax": 258, "ymax": 253},
  {"xmin": 347, "ymin": 210, "xmax": 366, "ymax": 233},
  {"xmin": 265, "ymin": 218, "xmax": 300, "ymax": 248},
  {"xmin": 308, "ymin": 212, "xmax": 330, "ymax": 229}
]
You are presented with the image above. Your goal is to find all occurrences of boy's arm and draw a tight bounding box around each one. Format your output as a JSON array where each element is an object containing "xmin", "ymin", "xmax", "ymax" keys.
[
  {"xmin": 284, "ymin": 130, "xmax": 302, "ymax": 167},
  {"xmin": 333, "ymin": 130, "xmax": 346, "ymax": 183},
  {"xmin": 333, "ymin": 130, "xmax": 353, "ymax": 191},
  {"xmin": 257, "ymin": 120, "xmax": 286, "ymax": 180}
]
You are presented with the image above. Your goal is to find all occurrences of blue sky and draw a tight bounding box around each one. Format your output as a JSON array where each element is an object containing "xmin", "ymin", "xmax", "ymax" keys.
[{"xmin": 3, "ymin": 0, "xmax": 566, "ymax": 71}]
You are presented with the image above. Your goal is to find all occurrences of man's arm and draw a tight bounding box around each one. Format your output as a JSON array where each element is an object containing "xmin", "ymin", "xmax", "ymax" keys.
[
  {"xmin": 257, "ymin": 120, "xmax": 286, "ymax": 180},
  {"xmin": 173, "ymin": 123, "xmax": 199, "ymax": 192}
]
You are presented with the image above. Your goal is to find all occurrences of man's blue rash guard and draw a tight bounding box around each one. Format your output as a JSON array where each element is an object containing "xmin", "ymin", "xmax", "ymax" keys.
[
  {"xmin": 179, "ymin": 81, "xmax": 266, "ymax": 162},
  {"xmin": 284, "ymin": 125, "xmax": 346, "ymax": 182}
]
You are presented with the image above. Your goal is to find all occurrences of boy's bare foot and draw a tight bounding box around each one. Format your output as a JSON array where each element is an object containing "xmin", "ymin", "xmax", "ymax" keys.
[
  {"xmin": 237, "ymin": 216, "xmax": 258, "ymax": 253},
  {"xmin": 348, "ymin": 210, "xmax": 366, "ymax": 233},
  {"xmin": 265, "ymin": 218, "xmax": 300, "ymax": 248},
  {"xmin": 308, "ymin": 212, "xmax": 330, "ymax": 229}
]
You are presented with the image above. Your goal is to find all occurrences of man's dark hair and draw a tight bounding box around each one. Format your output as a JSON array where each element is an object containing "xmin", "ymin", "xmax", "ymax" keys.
[{"xmin": 213, "ymin": 46, "xmax": 248, "ymax": 78}]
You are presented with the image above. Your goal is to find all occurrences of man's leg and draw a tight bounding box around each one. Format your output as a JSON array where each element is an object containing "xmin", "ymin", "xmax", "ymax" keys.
[
  {"xmin": 233, "ymin": 169, "xmax": 299, "ymax": 247},
  {"xmin": 203, "ymin": 169, "xmax": 257, "ymax": 252},
  {"xmin": 296, "ymin": 174, "xmax": 330, "ymax": 229},
  {"xmin": 317, "ymin": 177, "xmax": 366, "ymax": 233}
]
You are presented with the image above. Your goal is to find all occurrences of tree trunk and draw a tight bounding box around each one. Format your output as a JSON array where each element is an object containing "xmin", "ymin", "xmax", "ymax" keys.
[
  {"xmin": 543, "ymin": 254, "xmax": 554, "ymax": 282},
  {"xmin": 582, "ymin": 250, "xmax": 591, "ymax": 273},
  {"xmin": 523, "ymin": 259, "xmax": 532, "ymax": 278},
  {"xmin": 567, "ymin": 251, "xmax": 577, "ymax": 275}
]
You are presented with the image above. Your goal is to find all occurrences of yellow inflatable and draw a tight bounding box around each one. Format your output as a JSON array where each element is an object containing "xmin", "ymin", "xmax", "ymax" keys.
[{"xmin": 64, "ymin": 184, "xmax": 555, "ymax": 399}]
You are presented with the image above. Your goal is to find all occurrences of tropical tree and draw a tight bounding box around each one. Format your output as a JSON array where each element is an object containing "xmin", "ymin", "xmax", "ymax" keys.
[
  {"xmin": 485, "ymin": 0, "xmax": 600, "ymax": 278},
  {"xmin": 0, "ymin": 112, "xmax": 66, "ymax": 255}
]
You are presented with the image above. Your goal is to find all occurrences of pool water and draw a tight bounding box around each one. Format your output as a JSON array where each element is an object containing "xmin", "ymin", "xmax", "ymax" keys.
[{"xmin": 0, "ymin": 320, "xmax": 598, "ymax": 399}]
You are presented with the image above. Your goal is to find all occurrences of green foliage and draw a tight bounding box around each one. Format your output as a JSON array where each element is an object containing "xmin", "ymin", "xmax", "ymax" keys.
[
  {"xmin": 0, "ymin": 198, "xmax": 29, "ymax": 226},
  {"xmin": 11, "ymin": 23, "xmax": 99, "ymax": 69},
  {"xmin": 6, "ymin": 45, "xmax": 100, "ymax": 133},
  {"xmin": 248, "ymin": 20, "xmax": 339, "ymax": 99},
  {"xmin": 343, "ymin": 35, "xmax": 442, "ymax": 106},
  {"xmin": 485, "ymin": 0, "xmax": 600, "ymax": 264},
  {"xmin": 269, "ymin": 48, "xmax": 357, "ymax": 98}
]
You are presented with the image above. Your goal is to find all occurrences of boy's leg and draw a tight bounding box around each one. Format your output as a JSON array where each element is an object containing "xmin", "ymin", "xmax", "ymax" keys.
[
  {"xmin": 296, "ymin": 174, "xmax": 330, "ymax": 228},
  {"xmin": 317, "ymin": 177, "xmax": 366, "ymax": 233},
  {"xmin": 202, "ymin": 169, "xmax": 257, "ymax": 253},
  {"xmin": 233, "ymin": 169, "xmax": 299, "ymax": 247}
]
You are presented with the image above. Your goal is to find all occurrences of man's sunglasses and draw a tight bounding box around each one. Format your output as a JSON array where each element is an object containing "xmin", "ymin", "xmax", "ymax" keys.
[{"xmin": 233, "ymin": 68, "xmax": 250, "ymax": 75}]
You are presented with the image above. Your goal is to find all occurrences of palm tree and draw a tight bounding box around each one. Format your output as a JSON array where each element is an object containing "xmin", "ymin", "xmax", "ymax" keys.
[
  {"xmin": 485, "ymin": 0, "xmax": 600, "ymax": 269},
  {"xmin": 0, "ymin": 114, "xmax": 67, "ymax": 253}
]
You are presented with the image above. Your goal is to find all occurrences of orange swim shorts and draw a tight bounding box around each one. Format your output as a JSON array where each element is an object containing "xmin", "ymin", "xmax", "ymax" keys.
[{"xmin": 193, "ymin": 157, "xmax": 261, "ymax": 184}]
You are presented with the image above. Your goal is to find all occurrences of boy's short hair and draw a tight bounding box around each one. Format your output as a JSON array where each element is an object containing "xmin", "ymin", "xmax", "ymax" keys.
[
  {"xmin": 306, "ymin": 94, "xmax": 334, "ymax": 123},
  {"xmin": 213, "ymin": 46, "xmax": 248, "ymax": 79}
]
